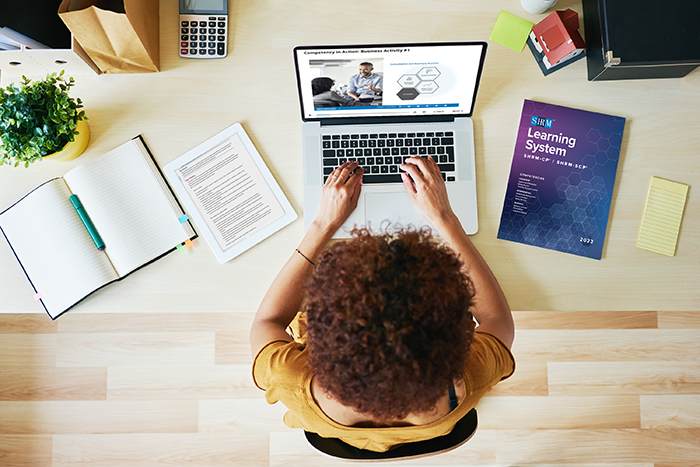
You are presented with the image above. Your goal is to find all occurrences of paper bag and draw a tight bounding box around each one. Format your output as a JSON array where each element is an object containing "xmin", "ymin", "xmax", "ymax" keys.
[{"xmin": 58, "ymin": 0, "xmax": 159, "ymax": 73}]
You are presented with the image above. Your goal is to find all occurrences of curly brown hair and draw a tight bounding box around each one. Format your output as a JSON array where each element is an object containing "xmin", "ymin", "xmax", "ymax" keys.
[{"xmin": 305, "ymin": 226, "xmax": 475, "ymax": 422}]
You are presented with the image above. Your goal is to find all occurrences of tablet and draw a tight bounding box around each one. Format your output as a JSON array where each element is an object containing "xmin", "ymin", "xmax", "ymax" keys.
[{"xmin": 163, "ymin": 123, "xmax": 297, "ymax": 264}]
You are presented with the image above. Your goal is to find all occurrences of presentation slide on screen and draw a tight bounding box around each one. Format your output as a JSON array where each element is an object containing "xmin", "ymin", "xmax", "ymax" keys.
[{"xmin": 296, "ymin": 45, "xmax": 483, "ymax": 119}]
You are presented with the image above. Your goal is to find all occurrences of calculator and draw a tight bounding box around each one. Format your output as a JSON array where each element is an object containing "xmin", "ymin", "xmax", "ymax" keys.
[{"xmin": 179, "ymin": 0, "xmax": 228, "ymax": 59}]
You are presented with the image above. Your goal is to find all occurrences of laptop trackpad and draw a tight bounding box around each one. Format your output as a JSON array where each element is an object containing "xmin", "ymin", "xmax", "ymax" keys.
[{"xmin": 364, "ymin": 192, "xmax": 431, "ymax": 232}]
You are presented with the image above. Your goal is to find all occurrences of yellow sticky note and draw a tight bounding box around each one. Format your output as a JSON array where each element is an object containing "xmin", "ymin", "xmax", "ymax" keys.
[
  {"xmin": 489, "ymin": 10, "xmax": 534, "ymax": 53},
  {"xmin": 636, "ymin": 177, "xmax": 689, "ymax": 256}
]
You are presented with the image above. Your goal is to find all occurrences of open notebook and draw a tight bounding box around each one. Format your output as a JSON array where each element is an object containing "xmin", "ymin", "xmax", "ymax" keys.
[{"xmin": 0, "ymin": 136, "xmax": 196, "ymax": 319}]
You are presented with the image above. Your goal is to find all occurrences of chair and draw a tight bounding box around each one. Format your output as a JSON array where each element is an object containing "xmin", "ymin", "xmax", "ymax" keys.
[{"xmin": 304, "ymin": 408, "xmax": 478, "ymax": 461}]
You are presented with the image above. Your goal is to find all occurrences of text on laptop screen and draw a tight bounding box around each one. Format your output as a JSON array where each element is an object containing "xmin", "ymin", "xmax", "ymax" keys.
[{"xmin": 294, "ymin": 42, "xmax": 486, "ymax": 120}]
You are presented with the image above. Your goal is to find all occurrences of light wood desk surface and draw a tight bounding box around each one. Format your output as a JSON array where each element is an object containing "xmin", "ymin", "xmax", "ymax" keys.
[{"xmin": 1, "ymin": 0, "xmax": 698, "ymax": 315}]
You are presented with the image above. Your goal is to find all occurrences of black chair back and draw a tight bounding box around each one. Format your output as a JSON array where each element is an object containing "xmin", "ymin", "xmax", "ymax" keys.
[{"xmin": 304, "ymin": 408, "xmax": 478, "ymax": 461}]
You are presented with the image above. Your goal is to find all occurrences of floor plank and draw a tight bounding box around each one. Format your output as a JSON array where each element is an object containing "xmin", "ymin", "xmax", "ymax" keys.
[
  {"xmin": 657, "ymin": 311, "xmax": 700, "ymax": 329},
  {"xmin": 0, "ymin": 366, "xmax": 107, "ymax": 401},
  {"xmin": 495, "ymin": 429, "xmax": 700, "ymax": 464},
  {"xmin": 548, "ymin": 362, "xmax": 700, "ymax": 395},
  {"xmin": 198, "ymin": 399, "xmax": 290, "ymax": 433},
  {"xmin": 476, "ymin": 395, "xmax": 641, "ymax": 429},
  {"xmin": 56, "ymin": 312, "xmax": 254, "ymax": 334},
  {"xmin": 640, "ymin": 395, "xmax": 700, "ymax": 428},
  {"xmin": 0, "ymin": 314, "xmax": 57, "ymax": 334},
  {"xmin": 55, "ymin": 332, "xmax": 215, "ymax": 367},
  {"xmin": 106, "ymin": 364, "xmax": 260, "ymax": 399},
  {"xmin": 0, "ymin": 435, "xmax": 53, "ymax": 467},
  {"xmin": 0, "ymin": 334, "xmax": 57, "ymax": 366},
  {"xmin": 512, "ymin": 311, "xmax": 658, "ymax": 329},
  {"xmin": 0, "ymin": 401, "xmax": 199, "ymax": 435},
  {"xmin": 52, "ymin": 433, "xmax": 269, "ymax": 467},
  {"xmin": 215, "ymin": 332, "xmax": 254, "ymax": 365},
  {"xmin": 513, "ymin": 330, "xmax": 700, "ymax": 362},
  {"xmin": 487, "ymin": 361, "xmax": 548, "ymax": 396}
]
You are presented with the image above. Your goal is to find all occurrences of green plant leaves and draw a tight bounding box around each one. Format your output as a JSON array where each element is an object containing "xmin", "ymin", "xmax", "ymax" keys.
[{"xmin": 0, "ymin": 72, "xmax": 87, "ymax": 167}]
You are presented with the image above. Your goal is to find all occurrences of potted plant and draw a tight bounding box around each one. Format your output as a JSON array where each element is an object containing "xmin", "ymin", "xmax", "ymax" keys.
[{"xmin": 0, "ymin": 71, "xmax": 89, "ymax": 168}]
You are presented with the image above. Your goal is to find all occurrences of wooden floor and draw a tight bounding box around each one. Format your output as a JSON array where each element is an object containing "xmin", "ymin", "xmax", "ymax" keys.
[{"xmin": 1, "ymin": 310, "xmax": 699, "ymax": 466}]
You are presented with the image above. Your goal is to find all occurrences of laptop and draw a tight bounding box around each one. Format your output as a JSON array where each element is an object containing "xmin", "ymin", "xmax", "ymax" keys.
[{"xmin": 294, "ymin": 42, "xmax": 487, "ymax": 238}]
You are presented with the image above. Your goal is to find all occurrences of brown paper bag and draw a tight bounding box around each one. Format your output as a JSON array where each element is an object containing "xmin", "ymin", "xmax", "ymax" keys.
[{"xmin": 58, "ymin": 0, "xmax": 159, "ymax": 74}]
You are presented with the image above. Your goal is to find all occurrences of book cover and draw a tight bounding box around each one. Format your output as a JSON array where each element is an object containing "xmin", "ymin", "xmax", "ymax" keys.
[{"xmin": 497, "ymin": 100, "xmax": 626, "ymax": 260}]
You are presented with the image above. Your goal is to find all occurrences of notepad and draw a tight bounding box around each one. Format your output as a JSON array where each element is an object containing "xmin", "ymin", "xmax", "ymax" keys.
[
  {"xmin": 489, "ymin": 11, "xmax": 534, "ymax": 53},
  {"xmin": 636, "ymin": 177, "xmax": 689, "ymax": 256}
]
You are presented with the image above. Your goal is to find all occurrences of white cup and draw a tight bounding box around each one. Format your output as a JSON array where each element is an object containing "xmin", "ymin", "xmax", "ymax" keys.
[{"xmin": 521, "ymin": 0, "xmax": 558, "ymax": 14}]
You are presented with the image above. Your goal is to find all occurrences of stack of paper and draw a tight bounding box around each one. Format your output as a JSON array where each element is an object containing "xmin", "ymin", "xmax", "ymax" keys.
[{"xmin": 0, "ymin": 27, "xmax": 48, "ymax": 51}]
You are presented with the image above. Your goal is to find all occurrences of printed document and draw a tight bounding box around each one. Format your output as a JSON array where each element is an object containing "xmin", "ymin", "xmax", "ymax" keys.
[{"xmin": 174, "ymin": 133, "xmax": 284, "ymax": 251}]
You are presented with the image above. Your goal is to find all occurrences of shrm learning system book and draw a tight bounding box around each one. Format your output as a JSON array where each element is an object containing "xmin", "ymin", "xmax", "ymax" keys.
[{"xmin": 497, "ymin": 100, "xmax": 626, "ymax": 260}]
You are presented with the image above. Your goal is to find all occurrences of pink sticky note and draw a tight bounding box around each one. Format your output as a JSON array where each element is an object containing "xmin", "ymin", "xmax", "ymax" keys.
[{"xmin": 34, "ymin": 292, "xmax": 42, "ymax": 301}]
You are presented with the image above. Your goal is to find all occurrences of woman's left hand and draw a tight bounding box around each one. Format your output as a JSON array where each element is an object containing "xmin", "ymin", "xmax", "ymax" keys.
[{"xmin": 314, "ymin": 160, "xmax": 364, "ymax": 233}]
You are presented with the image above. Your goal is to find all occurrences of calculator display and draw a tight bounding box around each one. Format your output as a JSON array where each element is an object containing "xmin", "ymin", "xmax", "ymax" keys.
[{"xmin": 180, "ymin": 0, "xmax": 227, "ymax": 14}]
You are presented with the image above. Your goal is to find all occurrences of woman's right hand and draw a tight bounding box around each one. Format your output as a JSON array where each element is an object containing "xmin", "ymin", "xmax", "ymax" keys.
[
  {"xmin": 400, "ymin": 156, "xmax": 457, "ymax": 227},
  {"xmin": 313, "ymin": 160, "xmax": 364, "ymax": 234}
]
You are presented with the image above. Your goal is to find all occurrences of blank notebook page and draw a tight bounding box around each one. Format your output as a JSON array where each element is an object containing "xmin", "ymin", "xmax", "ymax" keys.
[
  {"xmin": 64, "ymin": 139, "xmax": 193, "ymax": 276},
  {"xmin": 0, "ymin": 180, "xmax": 118, "ymax": 314}
]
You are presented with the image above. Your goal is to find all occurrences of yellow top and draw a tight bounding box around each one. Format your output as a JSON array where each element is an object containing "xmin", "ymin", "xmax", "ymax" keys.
[{"xmin": 252, "ymin": 331, "xmax": 515, "ymax": 452}]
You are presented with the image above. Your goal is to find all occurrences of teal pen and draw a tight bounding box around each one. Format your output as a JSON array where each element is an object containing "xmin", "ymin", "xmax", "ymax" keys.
[{"xmin": 69, "ymin": 194, "xmax": 105, "ymax": 251}]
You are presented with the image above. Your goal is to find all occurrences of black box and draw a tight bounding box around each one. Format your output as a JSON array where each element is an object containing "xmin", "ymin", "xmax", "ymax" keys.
[
  {"xmin": 0, "ymin": 1, "xmax": 73, "ymax": 49},
  {"xmin": 582, "ymin": 0, "xmax": 700, "ymax": 81}
]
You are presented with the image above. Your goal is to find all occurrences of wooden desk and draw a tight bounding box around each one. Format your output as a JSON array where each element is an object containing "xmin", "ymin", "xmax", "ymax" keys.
[{"xmin": 1, "ymin": 0, "xmax": 698, "ymax": 315}]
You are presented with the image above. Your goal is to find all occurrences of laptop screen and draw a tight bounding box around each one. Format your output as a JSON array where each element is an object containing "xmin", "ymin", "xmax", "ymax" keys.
[{"xmin": 294, "ymin": 42, "xmax": 487, "ymax": 122}]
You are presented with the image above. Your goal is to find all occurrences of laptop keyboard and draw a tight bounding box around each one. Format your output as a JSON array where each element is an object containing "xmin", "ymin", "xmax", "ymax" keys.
[{"xmin": 321, "ymin": 131, "xmax": 456, "ymax": 184}]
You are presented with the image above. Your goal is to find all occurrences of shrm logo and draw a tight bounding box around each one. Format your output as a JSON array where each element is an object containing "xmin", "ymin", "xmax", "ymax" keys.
[{"xmin": 530, "ymin": 115, "xmax": 553, "ymax": 129}]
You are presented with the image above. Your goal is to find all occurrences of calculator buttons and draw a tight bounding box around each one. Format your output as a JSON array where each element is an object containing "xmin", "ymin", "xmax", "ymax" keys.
[{"xmin": 180, "ymin": 14, "xmax": 227, "ymax": 58}]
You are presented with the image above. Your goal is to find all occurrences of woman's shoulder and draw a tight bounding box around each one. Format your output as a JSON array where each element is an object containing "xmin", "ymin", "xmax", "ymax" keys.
[
  {"xmin": 466, "ymin": 331, "xmax": 516, "ymax": 384},
  {"xmin": 252, "ymin": 339, "xmax": 309, "ymax": 391}
]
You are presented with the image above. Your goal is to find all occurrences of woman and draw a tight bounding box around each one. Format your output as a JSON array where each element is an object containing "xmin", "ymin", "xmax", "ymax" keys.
[{"xmin": 250, "ymin": 157, "xmax": 515, "ymax": 452}]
